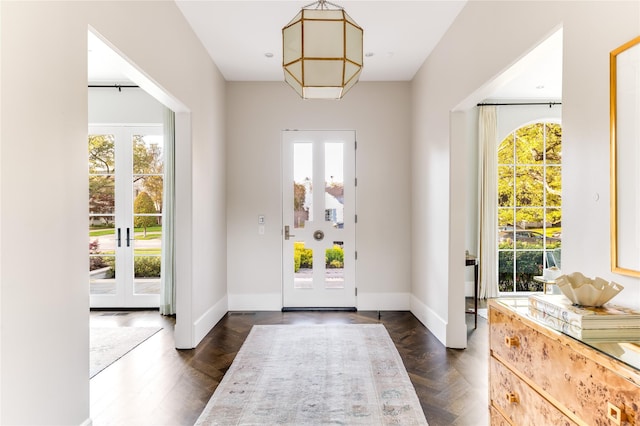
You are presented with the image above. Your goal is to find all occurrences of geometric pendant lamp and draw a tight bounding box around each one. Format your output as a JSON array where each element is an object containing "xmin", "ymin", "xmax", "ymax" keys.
[{"xmin": 282, "ymin": 0, "xmax": 363, "ymax": 99}]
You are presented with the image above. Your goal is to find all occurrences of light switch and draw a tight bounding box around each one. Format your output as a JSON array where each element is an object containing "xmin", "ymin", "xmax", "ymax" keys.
[
  {"xmin": 258, "ymin": 215, "xmax": 265, "ymax": 224},
  {"xmin": 258, "ymin": 225, "xmax": 265, "ymax": 235}
]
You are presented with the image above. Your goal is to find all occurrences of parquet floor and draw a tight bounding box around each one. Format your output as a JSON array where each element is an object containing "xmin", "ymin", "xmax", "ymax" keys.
[{"xmin": 90, "ymin": 300, "xmax": 488, "ymax": 426}]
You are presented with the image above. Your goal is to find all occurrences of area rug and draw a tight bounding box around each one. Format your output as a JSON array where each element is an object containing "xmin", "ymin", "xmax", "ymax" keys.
[
  {"xmin": 90, "ymin": 326, "xmax": 162, "ymax": 378},
  {"xmin": 195, "ymin": 324, "xmax": 428, "ymax": 425}
]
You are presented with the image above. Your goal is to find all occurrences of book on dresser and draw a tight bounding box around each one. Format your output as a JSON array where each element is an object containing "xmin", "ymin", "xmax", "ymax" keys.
[
  {"xmin": 528, "ymin": 294, "xmax": 640, "ymax": 329},
  {"xmin": 527, "ymin": 306, "xmax": 640, "ymax": 340}
]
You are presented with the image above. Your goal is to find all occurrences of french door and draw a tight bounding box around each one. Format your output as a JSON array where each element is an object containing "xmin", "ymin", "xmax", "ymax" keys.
[
  {"xmin": 282, "ymin": 130, "xmax": 356, "ymax": 309},
  {"xmin": 89, "ymin": 125, "xmax": 163, "ymax": 308}
]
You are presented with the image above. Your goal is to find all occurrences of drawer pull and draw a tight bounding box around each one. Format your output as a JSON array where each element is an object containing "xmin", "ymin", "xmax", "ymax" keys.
[
  {"xmin": 505, "ymin": 392, "xmax": 519, "ymax": 404},
  {"xmin": 607, "ymin": 402, "xmax": 626, "ymax": 425},
  {"xmin": 504, "ymin": 336, "xmax": 520, "ymax": 348}
]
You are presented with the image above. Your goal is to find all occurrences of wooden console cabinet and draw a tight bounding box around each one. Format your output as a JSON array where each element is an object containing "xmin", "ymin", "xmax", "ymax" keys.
[{"xmin": 489, "ymin": 298, "xmax": 640, "ymax": 426}]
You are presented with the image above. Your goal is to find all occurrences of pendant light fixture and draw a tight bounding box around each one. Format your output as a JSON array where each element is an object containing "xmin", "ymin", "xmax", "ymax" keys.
[{"xmin": 282, "ymin": 0, "xmax": 363, "ymax": 99}]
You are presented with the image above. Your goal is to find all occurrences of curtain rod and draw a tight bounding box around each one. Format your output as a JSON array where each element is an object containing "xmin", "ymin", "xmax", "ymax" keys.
[
  {"xmin": 88, "ymin": 84, "xmax": 139, "ymax": 92},
  {"xmin": 477, "ymin": 101, "xmax": 561, "ymax": 107}
]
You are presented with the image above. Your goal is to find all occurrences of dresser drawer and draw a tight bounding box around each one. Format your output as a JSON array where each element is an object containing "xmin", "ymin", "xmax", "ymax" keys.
[
  {"xmin": 490, "ymin": 405, "xmax": 510, "ymax": 426},
  {"xmin": 490, "ymin": 306, "xmax": 640, "ymax": 425},
  {"xmin": 490, "ymin": 357, "xmax": 577, "ymax": 426}
]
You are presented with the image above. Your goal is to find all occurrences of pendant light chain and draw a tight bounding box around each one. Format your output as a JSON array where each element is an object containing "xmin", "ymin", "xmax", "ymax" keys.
[{"xmin": 302, "ymin": 0, "xmax": 344, "ymax": 10}]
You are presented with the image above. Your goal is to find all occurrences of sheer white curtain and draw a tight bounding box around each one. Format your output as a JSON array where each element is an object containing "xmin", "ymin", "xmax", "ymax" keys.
[
  {"xmin": 478, "ymin": 106, "xmax": 500, "ymax": 299},
  {"xmin": 160, "ymin": 107, "xmax": 176, "ymax": 315}
]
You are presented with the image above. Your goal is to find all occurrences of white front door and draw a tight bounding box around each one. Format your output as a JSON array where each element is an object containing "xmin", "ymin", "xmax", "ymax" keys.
[
  {"xmin": 89, "ymin": 125, "xmax": 163, "ymax": 308},
  {"xmin": 282, "ymin": 130, "xmax": 356, "ymax": 309}
]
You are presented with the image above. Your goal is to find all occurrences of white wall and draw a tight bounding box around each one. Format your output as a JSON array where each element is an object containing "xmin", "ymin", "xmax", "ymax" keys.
[
  {"xmin": 496, "ymin": 104, "xmax": 562, "ymax": 140},
  {"xmin": 411, "ymin": 1, "xmax": 640, "ymax": 348},
  {"xmin": 0, "ymin": 1, "xmax": 226, "ymax": 424},
  {"xmin": 226, "ymin": 82, "xmax": 412, "ymax": 311},
  {"xmin": 88, "ymin": 87, "xmax": 163, "ymax": 124}
]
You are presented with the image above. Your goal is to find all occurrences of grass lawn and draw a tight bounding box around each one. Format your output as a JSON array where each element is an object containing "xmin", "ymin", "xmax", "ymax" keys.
[{"xmin": 89, "ymin": 226, "xmax": 162, "ymax": 238}]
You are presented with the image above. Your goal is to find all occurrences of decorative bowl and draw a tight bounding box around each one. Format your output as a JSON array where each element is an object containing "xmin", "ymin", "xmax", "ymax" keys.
[{"xmin": 555, "ymin": 272, "xmax": 624, "ymax": 307}]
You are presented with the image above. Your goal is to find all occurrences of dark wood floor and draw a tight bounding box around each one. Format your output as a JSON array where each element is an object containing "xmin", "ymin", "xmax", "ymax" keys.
[{"xmin": 90, "ymin": 300, "xmax": 488, "ymax": 426}]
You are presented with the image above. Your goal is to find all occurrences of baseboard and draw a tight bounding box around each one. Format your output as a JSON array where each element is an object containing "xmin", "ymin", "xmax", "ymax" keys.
[
  {"xmin": 409, "ymin": 294, "xmax": 447, "ymax": 346},
  {"xmin": 357, "ymin": 292, "xmax": 411, "ymax": 311},
  {"xmin": 193, "ymin": 295, "xmax": 228, "ymax": 347},
  {"xmin": 282, "ymin": 307, "xmax": 357, "ymax": 312},
  {"xmin": 228, "ymin": 293, "xmax": 282, "ymax": 311}
]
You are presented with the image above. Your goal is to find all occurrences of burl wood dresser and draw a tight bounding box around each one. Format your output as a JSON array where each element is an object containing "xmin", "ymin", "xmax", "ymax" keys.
[{"xmin": 489, "ymin": 298, "xmax": 640, "ymax": 425}]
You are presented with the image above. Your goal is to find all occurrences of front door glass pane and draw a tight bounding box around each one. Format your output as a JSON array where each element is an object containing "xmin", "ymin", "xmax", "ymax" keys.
[
  {"xmin": 324, "ymin": 142, "xmax": 344, "ymax": 227},
  {"xmin": 294, "ymin": 242, "xmax": 313, "ymax": 288},
  {"xmin": 293, "ymin": 143, "xmax": 313, "ymax": 228},
  {"xmin": 324, "ymin": 142, "xmax": 345, "ymax": 289},
  {"xmin": 325, "ymin": 242, "xmax": 344, "ymax": 288}
]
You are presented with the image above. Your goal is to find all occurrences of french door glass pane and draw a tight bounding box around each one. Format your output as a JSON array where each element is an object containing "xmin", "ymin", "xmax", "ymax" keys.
[
  {"xmin": 132, "ymin": 217, "xmax": 161, "ymax": 296},
  {"xmin": 89, "ymin": 176, "xmax": 115, "ymax": 214},
  {"xmin": 134, "ymin": 255, "xmax": 161, "ymax": 295},
  {"xmin": 89, "ymin": 134, "xmax": 115, "ymax": 173},
  {"xmin": 89, "ymin": 133, "xmax": 116, "ymax": 215},
  {"xmin": 133, "ymin": 134, "xmax": 164, "ymax": 174},
  {"xmin": 132, "ymin": 133, "xmax": 163, "ymax": 296},
  {"xmin": 293, "ymin": 143, "xmax": 313, "ymax": 228},
  {"xmin": 90, "ymin": 256, "xmax": 116, "ymax": 295},
  {"xmin": 89, "ymin": 216, "xmax": 115, "ymax": 295},
  {"xmin": 89, "ymin": 133, "xmax": 117, "ymax": 296}
]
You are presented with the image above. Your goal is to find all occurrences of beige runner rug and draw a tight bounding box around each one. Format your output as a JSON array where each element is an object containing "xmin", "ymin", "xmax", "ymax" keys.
[
  {"xmin": 90, "ymin": 326, "xmax": 162, "ymax": 378},
  {"xmin": 195, "ymin": 324, "xmax": 428, "ymax": 425}
]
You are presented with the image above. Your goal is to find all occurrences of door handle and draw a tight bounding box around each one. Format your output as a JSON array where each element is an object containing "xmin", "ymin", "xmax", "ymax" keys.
[
  {"xmin": 284, "ymin": 225, "xmax": 295, "ymax": 240},
  {"xmin": 126, "ymin": 227, "xmax": 131, "ymax": 247},
  {"xmin": 117, "ymin": 228, "xmax": 121, "ymax": 247}
]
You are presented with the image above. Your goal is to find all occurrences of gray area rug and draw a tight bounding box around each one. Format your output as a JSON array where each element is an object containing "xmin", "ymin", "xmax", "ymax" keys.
[
  {"xmin": 195, "ymin": 324, "xmax": 428, "ymax": 425},
  {"xmin": 90, "ymin": 327, "xmax": 162, "ymax": 378}
]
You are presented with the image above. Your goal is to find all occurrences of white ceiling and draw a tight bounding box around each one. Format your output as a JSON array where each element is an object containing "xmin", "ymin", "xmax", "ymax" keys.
[{"xmin": 88, "ymin": 1, "xmax": 562, "ymax": 101}]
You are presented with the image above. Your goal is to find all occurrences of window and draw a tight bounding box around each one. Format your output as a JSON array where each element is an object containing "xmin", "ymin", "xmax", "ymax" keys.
[{"xmin": 497, "ymin": 123, "xmax": 562, "ymax": 292}]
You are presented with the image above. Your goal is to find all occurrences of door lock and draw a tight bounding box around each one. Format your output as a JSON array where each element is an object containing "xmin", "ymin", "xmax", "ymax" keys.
[{"xmin": 284, "ymin": 225, "xmax": 295, "ymax": 240}]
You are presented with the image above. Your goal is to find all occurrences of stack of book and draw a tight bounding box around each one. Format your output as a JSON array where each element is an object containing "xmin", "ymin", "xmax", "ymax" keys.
[{"xmin": 528, "ymin": 294, "xmax": 640, "ymax": 341}]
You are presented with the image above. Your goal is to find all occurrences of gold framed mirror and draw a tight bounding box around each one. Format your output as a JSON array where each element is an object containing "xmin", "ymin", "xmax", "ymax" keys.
[{"xmin": 611, "ymin": 35, "xmax": 640, "ymax": 277}]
